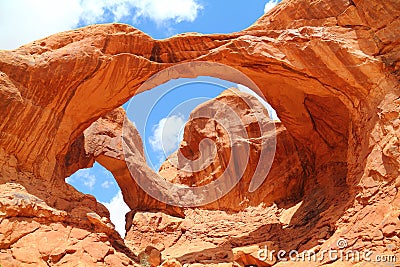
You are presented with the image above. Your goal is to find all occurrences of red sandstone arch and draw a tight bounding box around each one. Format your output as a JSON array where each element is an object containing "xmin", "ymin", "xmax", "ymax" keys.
[{"xmin": 0, "ymin": 0, "xmax": 399, "ymax": 264}]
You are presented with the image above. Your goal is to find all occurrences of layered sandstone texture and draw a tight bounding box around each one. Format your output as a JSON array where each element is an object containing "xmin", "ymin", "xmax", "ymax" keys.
[
  {"xmin": 158, "ymin": 89, "xmax": 304, "ymax": 211},
  {"xmin": 82, "ymin": 107, "xmax": 184, "ymax": 218},
  {"xmin": 0, "ymin": 0, "xmax": 399, "ymax": 266}
]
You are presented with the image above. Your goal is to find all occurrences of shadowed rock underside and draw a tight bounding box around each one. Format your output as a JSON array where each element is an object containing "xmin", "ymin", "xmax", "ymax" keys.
[{"xmin": 0, "ymin": 0, "xmax": 399, "ymax": 266}]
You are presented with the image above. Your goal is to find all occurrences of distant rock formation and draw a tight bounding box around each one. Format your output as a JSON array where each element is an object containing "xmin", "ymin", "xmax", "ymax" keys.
[
  {"xmin": 159, "ymin": 89, "xmax": 304, "ymax": 211},
  {"xmin": 82, "ymin": 107, "xmax": 184, "ymax": 218},
  {"xmin": 0, "ymin": 0, "xmax": 399, "ymax": 265}
]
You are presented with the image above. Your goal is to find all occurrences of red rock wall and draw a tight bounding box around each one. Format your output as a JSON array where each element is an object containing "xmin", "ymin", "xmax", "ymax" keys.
[{"xmin": 0, "ymin": 0, "xmax": 399, "ymax": 265}]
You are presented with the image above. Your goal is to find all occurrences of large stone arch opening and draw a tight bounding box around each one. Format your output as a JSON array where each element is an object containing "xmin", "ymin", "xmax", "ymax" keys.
[
  {"xmin": 58, "ymin": 55, "xmax": 353, "ymax": 259},
  {"xmin": 0, "ymin": 23, "xmax": 368, "ymax": 253},
  {"xmin": 0, "ymin": 0, "xmax": 399, "ymax": 264}
]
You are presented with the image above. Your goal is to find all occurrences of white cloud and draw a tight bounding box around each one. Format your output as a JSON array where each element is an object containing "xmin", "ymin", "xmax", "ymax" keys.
[
  {"xmin": 101, "ymin": 180, "xmax": 114, "ymax": 189},
  {"xmin": 130, "ymin": 0, "xmax": 202, "ymax": 25},
  {"xmin": 72, "ymin": 169, "xmax": 97, "ymax": 190},
  {"xmin": 237, "ymin": 84, "xmax": 279, "ymax": 121},
  {"xmin": 149, "ymin": 114, "xmax": 186, "ymax": 155},
  {"xmin": 264, "ymin": 0, "xmax": 279, "ymax": 13},
  {"xmin": 65, "ymin": 176, "xmax": 73, "ymax": 184},
  {"xmin": 101, "ymin": 191, "xmax": 130, "ymax": 237},
  {"xmin": 0, "ymin": 0, "xmax": 82, "ymax": 50},
  {"xmin": 0, "ymin": 0, "xmax": 202, "ymax": 50},
  {"xmin": 78, "ymin": 0, "xmax": 202, "ymax": 25}
]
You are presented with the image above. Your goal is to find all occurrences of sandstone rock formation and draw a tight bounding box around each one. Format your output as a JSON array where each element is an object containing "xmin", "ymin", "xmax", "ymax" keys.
[
  {"xmin": 82, "ymin": 107, "xmax": 184, "ymax": 218},
  {"xmin": 159, "ymin": 89, "xmax": 305, "ymax": 211},
  {"xmin": 0, "ymin": 170, "xmax": 136, "ymax": 266},
  {"xmin": 0, "ymin": 0, "xmax": 399, "ymax": 266}
]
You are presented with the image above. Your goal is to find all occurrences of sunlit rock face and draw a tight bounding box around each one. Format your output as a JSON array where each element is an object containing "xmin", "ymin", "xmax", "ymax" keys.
[
  {"xmin": 82, "ymin": 107, "xmax": 184, "ymax": 218},
  {"xmin": 158, "ymin": 89, "xmax": 305, "ymax": 211},
  {"xmin": 0, "ymin": 0, "xmax": 399, "ymax": 265}
]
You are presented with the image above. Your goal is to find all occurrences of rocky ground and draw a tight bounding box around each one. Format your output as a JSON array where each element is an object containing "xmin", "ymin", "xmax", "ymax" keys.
[{"xmin": 0, "ymin": 0, "xmax": 399, "ymax": 266}]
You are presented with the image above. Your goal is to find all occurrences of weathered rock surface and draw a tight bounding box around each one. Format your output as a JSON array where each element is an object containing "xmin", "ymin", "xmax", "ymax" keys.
[
  {"xmin": 159, "ymin": 89, "xmax": 305, "ymax": 211},
  {"xmin": 126, "ymin": 206, "xmax": 283, "ymax": 266},
  {"xmin": 82, "ymin": 107, "xmax": 184, "ymax": 218},
  {"xmin": 0, "ymin": 0, "xmax": 399, "ymax": 266},
  {"xmin": 0, "ymin": 182, "xmax": 136, "ymax": 266}
]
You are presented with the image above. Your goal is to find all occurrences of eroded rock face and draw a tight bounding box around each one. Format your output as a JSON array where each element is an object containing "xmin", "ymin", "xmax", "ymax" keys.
[
  {"xmin": 159, "ymin": 89, "xmax": 305, "ymax": 211},
  {"xmin": 0, "ymin": 0, "xmax": 399, "ymax": 266},
  {"xmin": 0, "ymin": 182, "xmax": 136, "ymax": 266}
]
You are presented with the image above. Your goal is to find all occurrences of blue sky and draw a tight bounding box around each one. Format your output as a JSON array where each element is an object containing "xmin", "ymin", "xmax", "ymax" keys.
[
  {"xmin": 0, "ymin": 0, "xmax": 280, "ymax": 236},
  {"xmin": 125, "ymin": 77, "xmax": 237, "ymax": 170}
]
